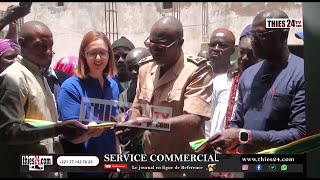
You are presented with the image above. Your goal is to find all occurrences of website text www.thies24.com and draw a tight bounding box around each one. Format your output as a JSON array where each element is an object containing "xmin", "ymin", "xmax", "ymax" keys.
[{"xmin": 241, "ymin": 155, "xmax": 296, "ymax": 164}]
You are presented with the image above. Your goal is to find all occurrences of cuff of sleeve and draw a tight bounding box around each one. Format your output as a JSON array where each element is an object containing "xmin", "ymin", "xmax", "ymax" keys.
[
  {"xmin": 251, "ymin": 130, "xmax": 267, "ymax": 143},
  {"xmin": 37, "ymin": 124, "xmax": 58, "ymax": 138},
  {"xmin": 184, "ymin": 97, "xmax": 211, "ymax": 119},
  {"xmin": 2, "ymin": 123, "xmax": 57, "ymax": 145}
]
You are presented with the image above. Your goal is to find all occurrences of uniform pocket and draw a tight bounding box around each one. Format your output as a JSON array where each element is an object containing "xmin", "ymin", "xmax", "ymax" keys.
[
  {"xmin": 138, "ymin": 88, "xmax": 153, "ymax": 102},
  {"xmin": 160, "ymin": 90, "xmax": 182, "ymax": 102}
]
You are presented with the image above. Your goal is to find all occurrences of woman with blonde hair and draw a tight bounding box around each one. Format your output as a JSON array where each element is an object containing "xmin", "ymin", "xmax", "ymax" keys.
[{"xmin": 57, "ymin": 31, "xmax": 119, "ymax": 178}]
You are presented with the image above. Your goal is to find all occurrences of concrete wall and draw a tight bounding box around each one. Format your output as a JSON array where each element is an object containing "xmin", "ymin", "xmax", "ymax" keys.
[
  {"xmin": 0, "ymin": 2, "xmax": 303, "ymax": 65},
  {"xmin": 24, "ymin": 2, "xmax": 107, "ymax": 65}
]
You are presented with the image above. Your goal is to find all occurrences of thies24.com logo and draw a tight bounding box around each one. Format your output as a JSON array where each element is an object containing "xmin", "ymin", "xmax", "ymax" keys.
[
  {"xmin": 266, "ymin": 18, "xmax": 302, "ymax": 28},
  {"xmin": 21, "ymin": 155, "xmax": 53, "ymax": 171}
]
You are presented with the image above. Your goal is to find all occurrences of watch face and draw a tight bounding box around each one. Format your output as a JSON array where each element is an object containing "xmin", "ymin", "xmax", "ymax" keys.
[{"xmin": 240, "ymin": 131, "xmax": 249, "ymax": 141}]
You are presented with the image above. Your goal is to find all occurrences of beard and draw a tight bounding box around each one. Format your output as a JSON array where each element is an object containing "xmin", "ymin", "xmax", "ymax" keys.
[
  {"xmin": 117, "ymin": 70, "xmax": 131, "ymax": 82},
  {"xmin": 116, "ymin": 63, "xmax": 131, "ymax": 82}
]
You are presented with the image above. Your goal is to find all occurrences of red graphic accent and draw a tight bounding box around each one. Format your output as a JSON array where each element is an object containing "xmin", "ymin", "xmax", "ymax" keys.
[
  {"xmin": 34, "ymin": 155, "xmax": 41, "ymax": 165},
  {"xmin": 154, "ymin": 111, "xmax": 170, "ymax": 119},
  {"xmin": 104, "ymin": 164, "xmax": 127, "ymax": 169}
]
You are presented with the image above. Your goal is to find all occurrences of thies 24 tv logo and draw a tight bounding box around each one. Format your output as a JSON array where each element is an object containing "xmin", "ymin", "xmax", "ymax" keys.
[{"xmin": 21, "ymin": 155, "xmax": 53, "ymax": 171}]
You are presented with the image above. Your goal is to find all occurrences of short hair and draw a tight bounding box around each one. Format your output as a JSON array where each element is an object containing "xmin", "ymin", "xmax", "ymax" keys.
[{"xmin": 75, "ymin": 31, "xmax": 117, "ymax": 79}]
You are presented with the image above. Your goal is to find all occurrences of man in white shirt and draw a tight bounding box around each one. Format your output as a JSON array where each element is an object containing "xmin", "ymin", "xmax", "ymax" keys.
[
  {"xmin": 206, "ymin": 25, "xmax": 258, "ymax": 138},
  {"xmin": 205, "ymin": 28, "xmax": 235, "ymax": 138}
]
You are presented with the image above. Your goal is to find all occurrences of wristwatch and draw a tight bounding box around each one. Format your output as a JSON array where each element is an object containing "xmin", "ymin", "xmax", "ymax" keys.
[{"xmin": 239, "ymin": 129, "xmax": 249, "ymax": 144}]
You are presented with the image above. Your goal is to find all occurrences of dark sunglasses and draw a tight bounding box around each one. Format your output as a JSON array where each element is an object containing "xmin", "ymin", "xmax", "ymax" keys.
[
  {"xmin": 144, "ymin": 37, "xmax": 178, "ymax": 52},
  {"xmin": 249, "ymin": 29, "xmax": 289, "ymax": 41}
]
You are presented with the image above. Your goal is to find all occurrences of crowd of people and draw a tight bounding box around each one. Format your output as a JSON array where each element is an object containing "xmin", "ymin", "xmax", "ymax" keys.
[{"xmin": 0, "ymin": 3, "xmax": 305, "ymax": 178}]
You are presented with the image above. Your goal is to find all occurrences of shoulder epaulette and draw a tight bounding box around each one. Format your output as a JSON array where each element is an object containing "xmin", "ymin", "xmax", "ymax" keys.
[
  {"xmin": 185, "ymin": 53, "xmax": 207, "ymax": 65},
  {"xmin": 139, "ymin": 55, "xmax": 154, "ymax": 65}
]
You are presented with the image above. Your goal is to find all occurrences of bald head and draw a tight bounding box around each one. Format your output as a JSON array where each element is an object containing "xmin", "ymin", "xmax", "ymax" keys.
[
  {"xmin": 20, "ymin": 21, "xmax": 52, "ymax": 40},
  {"xmin": 18, "ymin": 21, "xmax": 53, "ymax": 67},
  {"xmin": 197, "ymin": 49, "xmax": 208, "ymax": 59},
  {"xmin": 210, "ymin": 28, "xmax": 235, "ymax": 45},
  {"xmin": 126, "ymin": 47, "xmax": 151, "ymax": 67},
  {"xmin": 251, "ymin": 9, "xmax": 290, "ymax": 61},
  {"xmin": 148, "ymin": 16, "xmax": 184, "ymax": 67},
  {"xmin": 253, "ymin": 9, "xmax": 290, "ymax": 32},
  {"xmin": 151, "ymin": 16, "xmax": 183, "ymax": 39},
  {"xmin": 126, "ymin": 47, "xmax": 151, "ymax": 80},
  {"xmin": 254, "ymin": 8, "xmax": 289, "ymax": 22},
  {"xmin": 208, "ymin": 28, "xmax": 235, "ymax": 71}
]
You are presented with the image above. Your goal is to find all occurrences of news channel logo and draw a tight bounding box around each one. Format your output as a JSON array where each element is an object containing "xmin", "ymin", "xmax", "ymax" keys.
[
  {"xmin": 265, "ymin": 18, "xmax": 303, "ymax": 28},
  {"xmin": 21, "ymin": 155, "xmax": 53, "ymax": 171}
]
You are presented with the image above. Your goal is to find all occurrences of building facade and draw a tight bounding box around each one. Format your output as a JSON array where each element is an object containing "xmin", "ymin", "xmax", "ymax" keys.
[{"xmin": 1, "ymin": 2, "xmax": 303, "ymax": 65}]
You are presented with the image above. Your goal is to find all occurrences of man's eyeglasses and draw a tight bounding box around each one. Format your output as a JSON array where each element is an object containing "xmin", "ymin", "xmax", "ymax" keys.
[
  {"xmin": 85, "ymin": 50, "xmax": 109, "ymax": 59},
  {"xmin": 208, "ymin": 42, "xmax": 231, "ymax": 49},
  {"xmin": 249, "ymin": 29, "xmax": 289, "ymax": 41},
  {"xmin": 144, "ymin": 37, "xmax": 178, "ymax": 52}
]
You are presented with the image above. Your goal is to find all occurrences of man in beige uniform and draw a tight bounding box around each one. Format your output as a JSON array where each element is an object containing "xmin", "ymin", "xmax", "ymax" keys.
[
  {"xmin": 0, "ymin": 21, "xmax": 88, "ymax": 178},
  {"xmin": 117, "ymin": 16, "xmax": 213, "ymax": 178}
]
